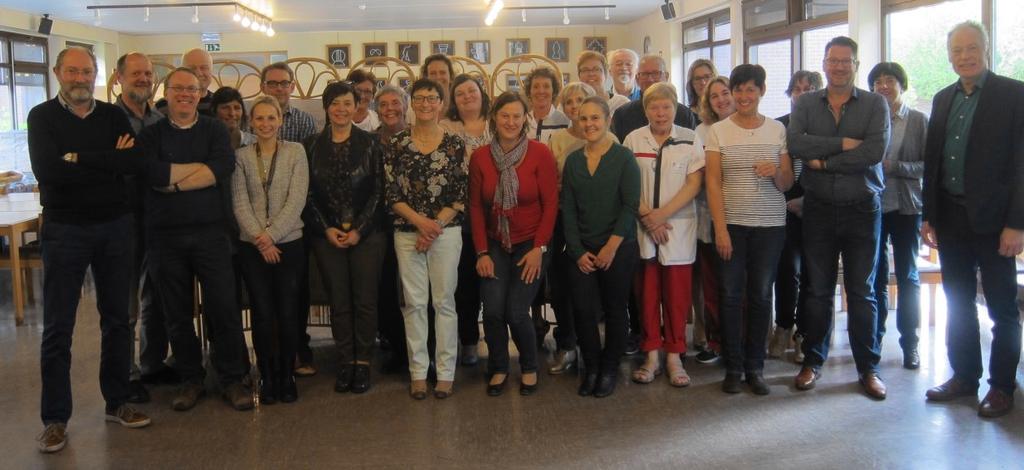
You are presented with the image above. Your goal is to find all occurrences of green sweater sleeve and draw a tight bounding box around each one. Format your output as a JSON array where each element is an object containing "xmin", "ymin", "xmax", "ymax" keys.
[{"xmin": 613, "ymin": 146, "xmax": 641, "ymax": 239}]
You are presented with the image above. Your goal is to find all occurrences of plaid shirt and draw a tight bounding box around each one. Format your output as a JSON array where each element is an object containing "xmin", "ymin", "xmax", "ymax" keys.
[{"xmin": 278, "ymin": 105, "xmax": 317, "ymax": 143}]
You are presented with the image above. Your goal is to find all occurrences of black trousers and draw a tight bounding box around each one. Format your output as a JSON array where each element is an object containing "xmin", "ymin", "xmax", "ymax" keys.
[
  {"xmin": 312, "ymin": 232, "xmax": 386, "ymax": 364},
  {"xmin": 569, "ymin": 241, "xmax": 638, "ymax": 376},
  {"xmin": 934, "ymin": 193, "xmax": 1021, "ymax": 394},
  {"xmin": 238, "ymin": 239, "xmax": 304, "ymax": 377},
  {"xmin": 455, "ymin": 225, "xmax": 482, "ymax": 346},
  {"xmin": 148, "ymin": 225, "xmax": 249, "ymax": 386},
  {"xmin": 377, "ymin": 232, "xmax": 407, "ymax": 360},
  {"xmin": 774, "ymin": 211, "xmax": 808, "ymax": 331}
]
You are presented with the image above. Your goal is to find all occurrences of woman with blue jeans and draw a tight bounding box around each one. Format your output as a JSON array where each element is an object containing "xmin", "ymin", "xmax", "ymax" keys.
[
  {"xmin": 705, "ymin": 64, "xmax": 794, "ymax": 395},
  {"xmin": 384, "ymin": 79, "xmax": 468, "ymax": 400},
  {"xmin": 470, "ymin": 92, "xmax": 558, "ymax": 396},
  {"xmin": 868, "ymin": 62, "xmax": 927, "ymax": 370}
]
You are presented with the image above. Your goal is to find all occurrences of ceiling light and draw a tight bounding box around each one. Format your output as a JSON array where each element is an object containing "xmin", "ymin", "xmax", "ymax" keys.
[
  {"xmin": 191, "ymin": 6, "xmax": 200, "ymax": 24},
  {"xmin": 358, "ymin": 4, "xmax": 366, "ymax": 10},
  {"xmin": 241, "ymin": 13, "xmax": 252, "ymax": 27},
  {"xmin": 521, "ymin": 10, "xmax": 526, "ymax": 22},
  {"xmin": 259, "ymin": 21, "xmax": 267, "ymax": 32},
  {"xmin": 484, "ymin": 0, "xmax": 503, "ymax": 26},
  {"xmin": 232, "ymin": 5, "xmax": 241, "ymax": 22},
  {"xmin": 144, "ymin": 7, "xmax": 150, "ymax": 22},
  {"xmin": 251, "ymin": 19, "xmax": 261, "ymax": 31},
  {"xmin": 93, "ymin": 9, "xmax": 101, "ymax": 26},
  {"xmin": 562, "ymin": 8, "xmax": 570, "ymax": 25},
  {"xmin": 605, "ymin": 7, "xmax": 610, "ymax": 21},
  {"xmin": 267, "ymin": 24, "xmax": 275, "ymax": 37}
]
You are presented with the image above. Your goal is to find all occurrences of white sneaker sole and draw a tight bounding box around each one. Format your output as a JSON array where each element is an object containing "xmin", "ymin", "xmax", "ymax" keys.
[
  {"xmin": 38, "ymin": 439, "xmax": 66, "ymax": 453},
  {"xmin": 105, "ymin": 414, "xmax": 152, "ymax": 429}
]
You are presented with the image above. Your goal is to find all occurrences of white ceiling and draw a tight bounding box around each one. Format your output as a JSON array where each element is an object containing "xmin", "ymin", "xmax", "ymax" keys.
[{"xmin": 2, "ymin": 0, "xmax": 663, "ymax": 35}]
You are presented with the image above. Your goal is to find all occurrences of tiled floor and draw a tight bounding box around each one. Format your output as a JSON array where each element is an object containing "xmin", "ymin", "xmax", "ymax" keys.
[{"xmin": 0, "ymin": 271, "xmax": 1021, "ymax": 469}]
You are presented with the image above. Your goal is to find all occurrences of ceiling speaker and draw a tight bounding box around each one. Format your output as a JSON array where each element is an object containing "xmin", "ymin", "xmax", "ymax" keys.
[
  {"xmin": 661, "ymin": 1, "xmax": 676, "ymax": 21},
  {"xmin": 38, "ymin": 14, "xmax": 53, "ymax": 35}
]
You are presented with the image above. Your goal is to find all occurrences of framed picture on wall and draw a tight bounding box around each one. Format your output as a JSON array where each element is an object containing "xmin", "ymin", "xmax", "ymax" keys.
[
  {"xmin": 431, "ymin": 40, "xmax": 456, "ymax": 56},
  {"xmin": 562, "ymin": 73, "xmax": 571, "ymax": 85},
  {"xmin": 507, "ymin": 38, "xmax": 530, "ymax": 57},
  {"xmin": 397, "ymin": 41, "xmax": 421, "ymax": 64},
  {"xmin": 363, "ymin": 42, "xmax": 387, "ymax": 61},
  {"xmin": 326, "ymin": 44, "xmax": 351, "ymax": 68},
  {"xmin": 546, "ymin": 38, "xmax": 569, "ymax": 62},
  {"xmin": 584, "ymin": 37, "xmax": 607, "ymax": 55},
  {"xmin": 466, "ymin": 40, "xmax": 491, "ymax": 64},
  {"xmin": 506, "ymin": 75, "xmax": 523, "ymax": 93}
]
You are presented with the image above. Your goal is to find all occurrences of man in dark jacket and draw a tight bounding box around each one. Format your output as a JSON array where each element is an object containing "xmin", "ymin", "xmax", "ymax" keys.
[{"xmin": 921, "ymin": 21, "xmax": 1024, "ymax": 418}]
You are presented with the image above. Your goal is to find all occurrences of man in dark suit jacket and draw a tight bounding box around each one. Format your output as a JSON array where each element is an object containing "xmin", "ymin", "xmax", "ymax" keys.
[
  {"xmin": 921, "ymin": 21, "xmax": 1024, "ymax": 418},
  {"xmin": 611, "ymin": 55, "xmax": 697, "ymax": 142}
]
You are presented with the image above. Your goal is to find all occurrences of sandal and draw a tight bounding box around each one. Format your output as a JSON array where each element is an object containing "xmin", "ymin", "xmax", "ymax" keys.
[
  {"xmin": 631, "ymin": 365, "xmax": 662, "ymax": 384},
  {"xmin": 666, "ymin": 358, "xmax": 691, "ymax": 388}
]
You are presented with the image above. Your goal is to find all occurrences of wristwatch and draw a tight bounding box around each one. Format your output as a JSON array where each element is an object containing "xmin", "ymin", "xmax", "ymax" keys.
[
  {"xmin": 539, "ymin": 245, "xmax": 548, "ymax": 254},
  {"xmin": 62, "ymin": 152, "xmax": 77, "ymax": 163}
]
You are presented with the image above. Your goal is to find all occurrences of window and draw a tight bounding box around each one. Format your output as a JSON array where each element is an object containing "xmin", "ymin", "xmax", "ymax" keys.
[
  {"xmin": 884, "ymin": 0, "xmax": 982, "ymax": 116},
  {"xmin": 993, "ymin": 0, "xmax": 1024, "ymax": 80},
  {"xmin": 743, "ymin": 0, "xmax": 847, "ymax": 117},
  {"xmin": 682, "ymin": 10, "xmax": 732, "ymax": 106},
  {"xmin": 0, "ymin": 33, "xmax": 48, "ymax": 132},
  {"xmin": 749, "ymin": 39, "xmax": 793, "ymax": 118}
]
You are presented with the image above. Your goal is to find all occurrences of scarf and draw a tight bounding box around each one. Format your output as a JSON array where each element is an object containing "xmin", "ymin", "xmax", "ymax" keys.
[{"xmin": 490, "ymin": 136, "xmax": 529, "ymax": 250}]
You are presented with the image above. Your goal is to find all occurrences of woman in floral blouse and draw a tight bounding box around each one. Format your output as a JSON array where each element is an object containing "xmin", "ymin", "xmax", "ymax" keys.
[{"xmin": 384, "ymin": 78, "xmax": 468, "ymax": 400}]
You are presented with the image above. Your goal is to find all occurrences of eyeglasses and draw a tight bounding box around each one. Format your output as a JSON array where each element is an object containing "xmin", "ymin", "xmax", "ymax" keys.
[
  {"xmin": 264, "ymin": 80, "xmax": 293, "ymax": 88},
  {"xmin": 411, "ymin": 95, "xmax": 441, "ymax": 104},
  {"xmin": 167, "ymin": 85, "xmax": 201, "ymax": 94},
  {"xmin": 825, "ymin": 58, "xmax": 857, "ymax": 67},
  {"xmin": 578, "ymin": 66, "xmax": 604, "ymax": 75},
  {"xmin": 692, "ymin": 74, "xmax": 714, "ymax": 83},
  {"xmin": 637, "ymin": 71, "xmax": 665, "ymax": 79}
]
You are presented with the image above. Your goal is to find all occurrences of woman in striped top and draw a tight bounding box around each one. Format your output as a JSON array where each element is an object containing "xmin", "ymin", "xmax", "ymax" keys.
[{"xmin": 705, "ymin": 64, "xmax": 793, "ymax": 395}]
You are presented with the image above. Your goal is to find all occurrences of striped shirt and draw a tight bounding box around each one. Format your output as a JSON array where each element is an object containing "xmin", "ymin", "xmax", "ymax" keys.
[
  {"xmin": 527, "ymin": 107, "xmax": 570, "ymax": 143},
  {"xmin": 279, "ymin": 105, "xmax": 317, "ymax": 143},
  {"xmin": 705, "ymin": 117, "xmax": 788, "ymax": 227}
]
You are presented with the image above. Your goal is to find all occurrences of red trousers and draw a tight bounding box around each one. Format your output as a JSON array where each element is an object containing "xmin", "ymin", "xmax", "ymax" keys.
[{"xmin": 634, "ymin": 260, "xmax": 693, "ymax": 353}]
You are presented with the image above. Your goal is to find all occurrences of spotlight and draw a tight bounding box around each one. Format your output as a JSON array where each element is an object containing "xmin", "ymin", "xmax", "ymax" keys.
[
  {"xmin": 144, "ymin": 7, "xmax": 150, "ymax": 22},
  {"xmin": 232, "ymin": 6, "xmax": 241, "ymax": 22},
  {"xmin": 267, "ymin": 24, "xmax": 275, "ymax": 37},
  {"xmin": 191, "ymin": 6, "xmax": 199, "ymax": 24},
  {"xmin": 93, "ymin": 9, "xmax": 101, "ymax": 26},
  {"xmin": 241, "ymin": 14, "xmax": 251, "ymax": 27},
  {"xmin": 605, "ymin": 7, "xmax": 610, "ymax": 21},
  {"xmin": 562, "ymin": 8, "xmax": 570, "ymax": 25}
]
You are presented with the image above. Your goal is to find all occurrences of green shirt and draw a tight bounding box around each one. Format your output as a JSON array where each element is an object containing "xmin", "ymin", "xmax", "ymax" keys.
[
  {"xmin": 941, "ymin": 71, "xmax": 988, "ymax": 195},
  {"xmin": 560, "ymin": 143, "xmax": 641, "ymax": 260}
]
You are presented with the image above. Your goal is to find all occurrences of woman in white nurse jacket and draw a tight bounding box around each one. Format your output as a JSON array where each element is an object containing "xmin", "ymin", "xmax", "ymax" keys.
[{"xmin": 622, "ymin": 82, "xmax": 705, "ymax": 388}]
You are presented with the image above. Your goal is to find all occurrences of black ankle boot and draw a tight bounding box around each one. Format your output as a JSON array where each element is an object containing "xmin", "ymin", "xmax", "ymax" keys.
[
  {"xmin": 594, "ymin": 374, "xmax": 617, "ymax": 398},
  {"xmin": 578, "ymin": 373, "xmax": 599, "ymax": 397},
  {"xmin": 259, "ymin": 363, "xmax": 277, "ymax": 405},
  {"xmin": 279, "ymin": 373, "xmax": 298, "ymax": 403}
]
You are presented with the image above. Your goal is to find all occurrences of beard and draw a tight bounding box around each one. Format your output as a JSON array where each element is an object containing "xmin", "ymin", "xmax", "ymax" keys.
[
  {"xmin": 614, "ymin": 73, "xmax": 633, "ymax": 85},
  {"xmin": 63, "ymin": 84, "xmax": 93, "ymax": 104},
  {"xmin": 125, "ymin": 86, "xmax": 153, "ymax": 104}
]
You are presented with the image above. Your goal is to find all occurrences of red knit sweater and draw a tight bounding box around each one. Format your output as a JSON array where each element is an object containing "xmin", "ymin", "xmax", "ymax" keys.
[{"xmin": 469, "ymin": 140, "xmax": 559, "ymax": 253}]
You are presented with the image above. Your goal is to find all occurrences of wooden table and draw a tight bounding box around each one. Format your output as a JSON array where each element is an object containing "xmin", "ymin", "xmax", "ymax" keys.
[
  {"xmin": 0, "ymin": 193, "xmax": 41, "ymax": 326},
  {"xmin": 0, "ymin": 212, "xmax": 41, "ymax": 325}
]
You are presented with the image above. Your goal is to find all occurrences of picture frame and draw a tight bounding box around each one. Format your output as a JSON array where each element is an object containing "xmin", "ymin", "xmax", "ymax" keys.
[
  {"xmin": 506, "ymin": 74, "xmax": 523, "ymax": 92},
  {"xmin": 397, "ymin": 41, "xmax": 421, "ymax": 65},
  {"xmin": 363, "ymin": 42, "xmax": 387, "ymax": 61},
  {"xmin": 466, "ymin": 40, "xmax": 491, "ymax": 64},
  {"xmin": 326, "ymin": 44, "xmax": 351, "ymax": 68},
  {"xmin": 545, "ymin": 38, "xmax": 569, "ymax": 62},
  {"xmin": 431, "ymin": 40, "xmax": 456, "ymax": 56},
  {"xmin": 583, "ymin": 36, "xmax": 608, "ymax": 55},
  {"xmin": 562, "ymin": 73, "xmax": 571, "ymax": 85},
  {"xmin": 506, "ymin": 38, "xmax": 530, "ymax": 57}
]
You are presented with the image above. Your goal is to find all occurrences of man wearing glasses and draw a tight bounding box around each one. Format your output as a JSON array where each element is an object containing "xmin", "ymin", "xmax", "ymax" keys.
[
  {"xmin": 787, "ymin": 36, "xmax": 891, "ymax": 400},
  {"xmin": 261, "ymin": 62, "xmax": 317, "ymax": 143}
]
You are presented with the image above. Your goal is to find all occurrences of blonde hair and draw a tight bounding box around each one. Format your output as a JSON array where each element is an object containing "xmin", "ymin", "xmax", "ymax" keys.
[
  {"xmin": 249, "ymin": 95, "xmax": 282, "ymax": 119},
  {"xmin": 642, "ymin": 82, "xmax": 678, "ymax": 109},
  {"xmin": 560, "ymin": 81, "xmax": 597, "ymax": 107},
  {"xmin": 699, "ymin": 76, "xmax": 730, "ymax": 125}
]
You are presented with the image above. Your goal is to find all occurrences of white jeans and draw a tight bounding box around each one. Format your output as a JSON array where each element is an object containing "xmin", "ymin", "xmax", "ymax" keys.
[{"xmin": 394, "ymin": 227, "xmax": 462, "ymax": 381}]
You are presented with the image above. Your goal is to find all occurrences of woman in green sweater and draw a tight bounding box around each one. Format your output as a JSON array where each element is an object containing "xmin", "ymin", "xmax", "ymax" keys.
[{"xmin": 561, "ymin": 96, "xmax": 641, "ymax": 398}]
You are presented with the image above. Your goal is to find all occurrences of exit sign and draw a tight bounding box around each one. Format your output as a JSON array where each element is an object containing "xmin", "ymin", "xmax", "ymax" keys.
[{"xmin": 205, "ymin": 43, "xmax": 221, "ymax": 52}]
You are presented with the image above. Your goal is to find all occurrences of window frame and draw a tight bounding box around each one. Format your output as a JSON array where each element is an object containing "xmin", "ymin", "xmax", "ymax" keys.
[
  {"xmin": 743, "ymin": 0, "xmax": 848, "ymax": 67},
  {"xmin": 0, "ymin": 31, "xmax": 49, "ymax": 131},
  {"xmin": 681, "ymin": 9, "xmax": 732, "ymax": 101},
  {"xmin": 881, "ymin": 0, "xmax": 994, "ymax": 65}
]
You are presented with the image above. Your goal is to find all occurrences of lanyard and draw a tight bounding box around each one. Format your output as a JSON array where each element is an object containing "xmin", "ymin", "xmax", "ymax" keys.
[
  {"xmin": 254, "ymin": 141, "xmax": 280, "ymax": 226},
  {"xmin": 652, "ymin": 137, "xmax": 676, "ymax": 209}
]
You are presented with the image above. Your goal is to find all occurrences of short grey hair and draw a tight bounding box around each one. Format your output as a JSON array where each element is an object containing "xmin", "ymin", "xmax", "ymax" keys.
[
  {"xmin": 609, "ymin": 48, "xmax": 640, "ymax": 65},
  {"xmin": 55, "ymin": 46, "xmax": 98, "ymax": 72},
  {"xmin": 375, "ymin": 84, "xmax": 409, "ymax": 109},
  {"xmin": 947, "ymin": 20, "xmax": 990, "ymax": 52},
  {"xmin": 640, "ymin": 54, "xmax": 667, "ymax": 72}
]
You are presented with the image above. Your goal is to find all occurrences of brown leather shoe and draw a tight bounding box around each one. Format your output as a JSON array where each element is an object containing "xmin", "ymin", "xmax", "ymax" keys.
[
  {"xmin": 926, "ymin": 377, "xmax": 978, "ymax": 402},
  {"xmin": 794, "ymin": 367, "xmax": 819, "ymax": 390},
  {"xmin": 860, "ymin": 373, "xmax": 887, "ymax": 400},
  {"xmin": 978, "ymin": 389, "xmax": 1014, "ymax": 418}
]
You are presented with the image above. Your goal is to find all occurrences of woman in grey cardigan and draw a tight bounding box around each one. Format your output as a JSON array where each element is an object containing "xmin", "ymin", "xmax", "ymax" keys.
[
  {"xmin": 232, "ymin": 96, "xmax": 310, "ymax": 404},
  {"xmin": 868, "ymin": 62, "xmax": 928, "ymax": 371}
]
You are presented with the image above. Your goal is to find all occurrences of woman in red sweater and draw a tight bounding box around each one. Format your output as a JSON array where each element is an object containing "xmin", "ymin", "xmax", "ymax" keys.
[{"xmin": 470, "ymin": 92, "xmax": 559, "ymax": 397}]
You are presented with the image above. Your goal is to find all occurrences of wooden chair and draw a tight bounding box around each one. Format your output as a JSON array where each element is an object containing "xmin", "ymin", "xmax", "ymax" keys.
[
  {"xmin": 488, "ymin": 54, "xmax": 563, "ymax": 96},
  {"xmin": 450, "ymin": 55, "xmax": 490, "ymax": 87},
  {"xmin": 104, "ymin": 60, "xmax": 176, "ymax": 103}
]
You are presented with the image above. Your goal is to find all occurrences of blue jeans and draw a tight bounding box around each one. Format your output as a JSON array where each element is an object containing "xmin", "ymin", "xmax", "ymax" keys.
[
  {"xmin": 480, "ymin": 239, "xmax": 549, "ymax": 375},
  {"xmin": 719, "ymin": 225, "xmax": 785, "ymax": 374},
  {"xmin": 801, "ymin": 195, "xmax": 882, "ymax": 374},
  {"xmin": 40, "ymin": 214, "xmax": 134, "ymax": 425},
  {"xmin": 935, "ymin": 194, "xmax": 1020, "ymax": 394},
  {"xmin": 873, "ymin": 211, "xmax": 921, "ymax": 351}
]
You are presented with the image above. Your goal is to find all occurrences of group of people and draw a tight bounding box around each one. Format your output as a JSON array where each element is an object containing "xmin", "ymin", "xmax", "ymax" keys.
[{"xmin": 31, "ymin": 19, "xmax": 1023, "ymax": 455}]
